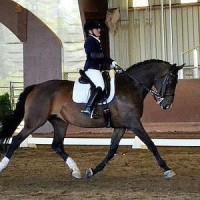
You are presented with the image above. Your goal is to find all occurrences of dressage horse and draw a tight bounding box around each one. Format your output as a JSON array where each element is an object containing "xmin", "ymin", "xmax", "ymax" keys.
[{"xmin": 0, "ymin": 59, "xmax": 184, "ymax": 179}]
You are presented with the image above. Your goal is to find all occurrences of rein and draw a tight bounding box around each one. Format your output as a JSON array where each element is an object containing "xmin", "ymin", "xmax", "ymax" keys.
[{"xmin": 115, "ymin": 65, "xmax": 172, "ymax": 105}]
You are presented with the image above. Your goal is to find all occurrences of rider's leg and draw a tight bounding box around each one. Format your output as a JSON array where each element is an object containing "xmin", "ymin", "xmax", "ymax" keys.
[
  {"xmin": 81, "ymin": 86, "xmax": 102, "ymax": 118},
  {"xmin": 81, "ymin": 69, "xmax": 104, "ymax": 118}
]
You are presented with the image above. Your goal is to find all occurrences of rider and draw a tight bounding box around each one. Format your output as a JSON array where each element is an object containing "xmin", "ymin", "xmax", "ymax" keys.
[{"xmin": 81, "ymin": 20, "xmax": 117, "ymax": 118}]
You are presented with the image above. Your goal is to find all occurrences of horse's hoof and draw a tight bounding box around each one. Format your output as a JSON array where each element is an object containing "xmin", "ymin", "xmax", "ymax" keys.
[
  {"xmin": 85, "ymin": 168, "xmax": 93, "ymax": 179},
  {"xmin": 72, "ymin": 170, "xmax": 82, "ymax": 179},
  {"xmin": 164, "ymin": 170, "xmax": 176, "ymax": 179}
]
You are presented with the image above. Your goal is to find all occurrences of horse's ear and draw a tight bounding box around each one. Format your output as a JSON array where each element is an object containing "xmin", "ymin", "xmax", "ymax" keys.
[
  {"xmin": 177, "ymin": 63, "xmax": 185, "ymax": 70},
  {"xmin": 172, "ymin": 63, "xmax": 184, "ymax": 71},
  {"xmin": 170, "ymin": 63, "xmax": 177, "ymax": 71}
]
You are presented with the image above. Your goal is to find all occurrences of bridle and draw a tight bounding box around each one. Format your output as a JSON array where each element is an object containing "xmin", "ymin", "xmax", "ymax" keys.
[
  {"xmin": 152, "ymin": 71, "xmax": 177, "ymax": 104},
  {"xmin": 116, "ymin": 65, "xmax": 177, "ymax": 105}
]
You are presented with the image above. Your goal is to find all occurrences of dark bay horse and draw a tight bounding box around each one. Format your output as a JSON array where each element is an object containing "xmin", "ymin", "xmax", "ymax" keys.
[{"xmin": 0, "ymin": 59, "xmax": 183, "ymax": 179}]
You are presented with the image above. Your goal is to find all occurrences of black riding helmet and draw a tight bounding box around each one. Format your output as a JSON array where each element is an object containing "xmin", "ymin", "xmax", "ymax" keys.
[{"xmin": 84, "ymin": 21, "xmax": 101, "ymax": 36}]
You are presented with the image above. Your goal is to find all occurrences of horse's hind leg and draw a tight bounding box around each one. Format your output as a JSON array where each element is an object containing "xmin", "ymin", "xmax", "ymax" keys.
[
  {"xmin": 48, "ymin": 115, "xmax": 81, "ymax": 179},
  {"xmin": 86, "ymin": 127, "xmax": 126, "ymax": 179},
  {"xmin": 0, "ymin": 127, "xmax": 35, "ymax": 172},
  {"xmin": 131, "ymin": 120, "xmax": 176, "ymax": 179}
]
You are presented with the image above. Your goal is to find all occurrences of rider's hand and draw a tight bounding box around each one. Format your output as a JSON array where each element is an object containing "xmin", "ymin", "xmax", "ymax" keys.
[
  {"xmin": 111, "ymin": 61, "xmax": 123, "ymax": 73},
  {"xmin": 115, "ymin": 68, "xmax": 123, "ymax": 74},
  {"xmin": 110, "ymin": 61, "xmax": 117, "ymax": 69}
]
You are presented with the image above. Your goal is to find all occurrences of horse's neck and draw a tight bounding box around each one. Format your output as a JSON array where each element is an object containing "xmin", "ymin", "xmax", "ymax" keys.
[
  {"xmin": 130, "ymin": 67, "xmax": 155, "ymax": 90},
  {"xmin": 125, "ymin": 61, "xmax": 170, "ymax": 97}
]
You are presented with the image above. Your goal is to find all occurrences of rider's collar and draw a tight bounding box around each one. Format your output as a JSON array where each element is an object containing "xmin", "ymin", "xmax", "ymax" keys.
[{"xmin": 89, "ymin": 34, "xmax": 100, "ymax": 43}]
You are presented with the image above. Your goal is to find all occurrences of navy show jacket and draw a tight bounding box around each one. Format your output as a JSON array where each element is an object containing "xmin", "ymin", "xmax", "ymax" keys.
[{"xmin": 84, "ymin": 35, "xmax": 113, "ymax": 71}]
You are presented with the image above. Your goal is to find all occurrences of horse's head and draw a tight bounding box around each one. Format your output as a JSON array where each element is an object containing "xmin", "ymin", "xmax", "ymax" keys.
[{"xmin": 153, "ymin": 63, "xmax": 184, "ymax": 110}]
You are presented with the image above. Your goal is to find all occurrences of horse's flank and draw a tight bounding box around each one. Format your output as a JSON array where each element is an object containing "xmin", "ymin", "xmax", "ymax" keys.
[{"xmin": 25, "ymin": 79, "xmax": 124, "ymax": 128}]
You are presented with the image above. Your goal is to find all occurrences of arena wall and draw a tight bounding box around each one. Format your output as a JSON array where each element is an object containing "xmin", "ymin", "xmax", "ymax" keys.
[{"xmin": 142, "ymin": 79, "xmax": 200, "ymax": 123}]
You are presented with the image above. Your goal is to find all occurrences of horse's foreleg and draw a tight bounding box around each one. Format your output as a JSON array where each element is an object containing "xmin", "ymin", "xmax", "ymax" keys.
[
  {"xmin": 132, "ymin": 120, "xmax": 176, "ymax": 179},
  {"xmin": 86, "ymin": 127, "xmax": 126, "ymax": 179},
  {"xmin": 49, "ymin": 116, "xmax": 81, "ymax": 179},
  {"xmin": 0, "ymin": 127, "xmax": 34, "ymax": 173}
]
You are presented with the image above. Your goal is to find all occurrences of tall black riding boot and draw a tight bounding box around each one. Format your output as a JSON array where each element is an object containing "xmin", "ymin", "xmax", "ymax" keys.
[{"xmin": 81, "ymin": 87, "xmax": 102, "ymax": 118}]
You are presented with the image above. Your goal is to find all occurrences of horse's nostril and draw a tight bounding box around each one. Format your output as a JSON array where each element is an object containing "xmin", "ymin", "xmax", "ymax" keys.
[
  {"xmin": 165, "ymin": 104, "xmax": 171, "ymax": 110},
  {"xmin": 161, "ymin": 104, "xmax": 172, "ymax": 110}
]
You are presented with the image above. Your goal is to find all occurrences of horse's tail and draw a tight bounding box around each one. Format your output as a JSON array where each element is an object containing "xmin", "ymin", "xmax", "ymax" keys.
[{"xmin": 0, "ymin": 85, "xmax": 35, "ymax": 145}]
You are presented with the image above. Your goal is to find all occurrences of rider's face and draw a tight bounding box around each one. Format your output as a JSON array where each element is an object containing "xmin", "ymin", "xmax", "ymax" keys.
[{"xmin": 90, "ymin": 28, "xmax": 101, "ymax": 37}]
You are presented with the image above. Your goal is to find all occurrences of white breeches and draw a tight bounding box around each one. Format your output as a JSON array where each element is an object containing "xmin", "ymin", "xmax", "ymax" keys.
[{"xmin": 85, "ymin": 69, "xmax": 105, "ymax": 90}]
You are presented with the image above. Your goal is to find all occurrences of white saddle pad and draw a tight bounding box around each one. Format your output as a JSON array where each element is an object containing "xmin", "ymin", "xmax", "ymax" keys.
[{"xmin": 72, "ymin": 73, "xmax": 115, "ymax": 104}]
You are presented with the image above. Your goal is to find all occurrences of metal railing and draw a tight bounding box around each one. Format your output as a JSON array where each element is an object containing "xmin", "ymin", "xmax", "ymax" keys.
[
  {"xmin": 0, "ymin": 82, "xmax": 23, "ymax": 110},
  {"xmin": 180, "ymin": 45, "xmax": 200, "ymax": 79},
  {"xmin": 0, "ymin": 71, "xmax": 80, "ymax": 109},
  {"xmin": 9, "ymin": 82, "xmax": 24, "ymax": 110},
  {"xmin": 0, "ymin": 72, "xmax": 80, "ymax": 109}
]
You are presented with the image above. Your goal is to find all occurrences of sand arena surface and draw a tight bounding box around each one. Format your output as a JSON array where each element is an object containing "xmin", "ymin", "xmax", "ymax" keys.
[{"xmin": 0, "ymin": 131, "xmax": 200, "ymax": 199}]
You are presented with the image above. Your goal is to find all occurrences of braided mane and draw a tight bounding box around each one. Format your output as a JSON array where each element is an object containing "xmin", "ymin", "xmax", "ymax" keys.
[{"xmin": 127, "ymin": 59, "xmax": 171, "ymax": 71}]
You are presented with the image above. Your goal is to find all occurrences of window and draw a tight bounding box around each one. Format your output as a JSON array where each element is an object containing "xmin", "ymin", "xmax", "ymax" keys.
[
  {"xmin": 181, "ymin": 0, "xmax": 198, "ymax": 3},
  {"xmin": 132, "ymin": 0, "xmax": 149, "ymax": 7},
  {"xmin": 0, "ymin": 24, "xmax": 23, "ymax": 94},
  {"xmin": 15, "ymin": 0, "xmax": 85, "ymax": 74}
]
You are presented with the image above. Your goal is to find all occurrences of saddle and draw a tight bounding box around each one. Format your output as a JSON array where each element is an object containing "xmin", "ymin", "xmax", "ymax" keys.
[{"xmin": 78, "ymin": 69, "xmax": 112, "ymax": 127}]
